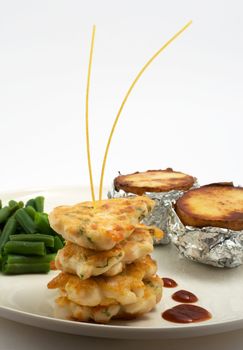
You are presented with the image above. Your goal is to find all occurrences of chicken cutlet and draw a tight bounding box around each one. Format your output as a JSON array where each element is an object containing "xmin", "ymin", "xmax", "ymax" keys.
[
  {"xmin": 48, "ymin": 255, "xmax": 157, "ymax": 307},
  {"xmin": 49, "ymin": 196, "xmax": 154, "ymax": 251},
  {"xmin": 55, "ymin": 225, "xmax": 159, "ymax": 279},
  {"xmin": 53, "ymin": 275, "xmax": 162, "ymax": 323}
]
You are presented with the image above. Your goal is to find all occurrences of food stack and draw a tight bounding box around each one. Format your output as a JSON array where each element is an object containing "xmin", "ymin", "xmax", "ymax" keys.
[{"xmin": 47, "ymin": 196, "xmax": 163, "ymax": 323}]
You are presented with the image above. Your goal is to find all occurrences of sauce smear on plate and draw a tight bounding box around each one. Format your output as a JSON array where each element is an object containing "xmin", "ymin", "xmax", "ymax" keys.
[
  {"xmin": 162, "ymin": 304, "xmax": 211, "ymax": 323},
  {"xmin": 162, "ymin": 277, "xmax": 178, "ymax": 288},
  {"xmin": 172, "ymin": 290, "xmax": 198, "ymax": 303}
]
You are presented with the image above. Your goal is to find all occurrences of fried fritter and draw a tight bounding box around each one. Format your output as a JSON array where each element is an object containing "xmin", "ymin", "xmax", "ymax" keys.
[
  {"xmin": 48, "ymin": 255, "xmax": 157, "ymax": 307},
  {"xmin": 104, "ymin": 225, "xmax": 155, "ymax": 277},
  {"xmin": 55, "ymin": 225, "xmax": 155, "ymax": 279},
  {"xmin": 55, "ymin": 241, "xmax": 124, "ymax": 279},
  {"xmin": 49, "ymin": 196, "xmax": 154, "ymax": 251},
  {"xmin": 53, "ymin": 275, "xmax": 162, "ymax": 323},
  {"xmin": 114, "ymin": 168, "xmax": 195, "ymax": 195},
  {"xmin": 175, "ymin": 183, "xmax": 243, "ymax": 230}
]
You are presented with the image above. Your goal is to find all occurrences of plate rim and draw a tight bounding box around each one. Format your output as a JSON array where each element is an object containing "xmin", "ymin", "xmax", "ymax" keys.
[{"xmin": 1, "ymin": 302, "xmax": 243, "ymax": 339}]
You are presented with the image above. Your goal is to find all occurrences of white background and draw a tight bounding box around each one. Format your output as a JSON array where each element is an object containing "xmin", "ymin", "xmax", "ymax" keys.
[
  {"xmin": 0, "ymin": 0, "xmax": 242, "ymax": 199},
  {"xmin": 0, "ymin": 2, "xmax": 243, "ymax": 348}
]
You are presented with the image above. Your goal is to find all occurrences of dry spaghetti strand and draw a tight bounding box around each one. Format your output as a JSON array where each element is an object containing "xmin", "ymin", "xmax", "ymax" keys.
[
  {"xmin": 85, "ymin": 25, "xmax": 96, "ymax": 203},
  {"xmin": 99, "ymin": 20, "xmax": 192, "ymax": 200}
]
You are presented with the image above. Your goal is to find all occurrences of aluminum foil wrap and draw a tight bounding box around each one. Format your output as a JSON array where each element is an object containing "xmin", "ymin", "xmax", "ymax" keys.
[
  {"xmin": 108, "ymin": 183, "xmax": 198, "ymax": 245},
  {"xmin": 168, "ymin": 206, "xmax": 243, "ymax": 268}
]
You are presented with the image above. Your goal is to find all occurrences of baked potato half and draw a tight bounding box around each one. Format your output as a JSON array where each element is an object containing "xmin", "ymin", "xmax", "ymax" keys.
[
  {"xmin": 175, "ymin": 183, "xmax": 243, "ymax": 230},
  {"xmin": 114, "ymin": 168, "xmax": 195, "ymax": 195}
]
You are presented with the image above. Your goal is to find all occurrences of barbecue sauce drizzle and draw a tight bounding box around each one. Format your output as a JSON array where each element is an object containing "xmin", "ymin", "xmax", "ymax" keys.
[
  {"xmin": 162, "ymin": 277, "xmax": 178, "ymax": 288},
  {"xmin": 162, "ymin": 304, "xmax": 212, "ymax": 323},
  {"xmin": 161, "ymin": 277, "xmax": 211, "ymax": 323},
  {"xmin": 172, "ymin": 290, "xmax": 198, "ymax": 303}
]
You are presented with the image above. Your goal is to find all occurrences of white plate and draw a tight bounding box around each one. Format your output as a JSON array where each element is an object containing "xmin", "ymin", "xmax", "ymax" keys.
[{"xmin": 0, "ymin": 186, "xmax": 243, "ymax": 339}]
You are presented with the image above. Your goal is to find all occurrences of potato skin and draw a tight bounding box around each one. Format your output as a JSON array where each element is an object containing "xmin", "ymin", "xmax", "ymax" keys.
[
  {"xmin": 114, "ymin": 168, "xmax": 195, "ymax": 195},
  {"xmin": 175, "ymin": 183, "xmax": 243, "ymax": 230}
]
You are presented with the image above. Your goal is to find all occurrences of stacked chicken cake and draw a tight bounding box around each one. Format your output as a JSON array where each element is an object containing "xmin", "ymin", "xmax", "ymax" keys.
[{"xmin": 47, "ymin": 196, "xmax": 163, "ymax": 323}]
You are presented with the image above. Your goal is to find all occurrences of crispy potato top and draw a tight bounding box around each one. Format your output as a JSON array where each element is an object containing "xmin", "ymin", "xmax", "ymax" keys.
[
  {"xmin": 49, "ymin": 196, "xmax": 154, "ymax": 251},
  {"xmin": 175, "ymin": 183, "xmax": 243, "ymax": 230},
  {"xmin": 114, "ymin": 169, "xmax": 195, "ymax": 195}
]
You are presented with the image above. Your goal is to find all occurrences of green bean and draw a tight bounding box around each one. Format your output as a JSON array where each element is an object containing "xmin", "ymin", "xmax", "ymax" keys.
[
  {"xmin": 25, "ymin": 206, "xmax": 36, "ymax": 220},
  {"xmin": 52, "ymin": 235, "xmax": 64, "ymax": 252},
  {"xmin": 0, "ymin": 207, "xmax": 11, "ymax": 224},
  {"xmin": 35, "ymin": 212, "xmax": 54, "ymax": 235},
  {"xmin": 9, "ymin": 204, "xmax": 19, "ymax": 215},
  {"xmin": 15, "ymin": 208, "xmax": 37, "ymax": 234},
  {"xmin": 34, "ymin": 196, "xmax": 44, "ymax": 213},
  {"xmin": 25, "ymin": 198, "xmax": 36, "ymax": 209},
  {"xmin": 0, "ymin": 217, "xmax": 17, "ymax": 251},
  {"xmin": 18, "ymin": 201, "xmax": 24, "ymax": 208},
  {"xmin": 4, "ymin": 241, "xmax": 45, "ymax": 256},
  {"xmin": 10, "ymin": 233, "xmax": 54, "ymax": 248},
  {"xmin": 9, "ymin": 201, "xmax": 24, "ymax": 215},
  {"xmin": 4, "ymin": 253, "xmax": 55, "ymax": 264},
  {"xmin": 8, "ymin": 200, "xmax": 18, "ymax": 208},
  {"xmin": 2, "ymin": 263, "xmax": 50, "ymax": 274}
]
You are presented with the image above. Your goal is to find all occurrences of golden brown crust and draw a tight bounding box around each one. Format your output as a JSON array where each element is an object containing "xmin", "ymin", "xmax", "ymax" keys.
[
  {"xmin": 54, "ymin": 274, "xmax": 163, "ymax": 323},
  {"xmin": 47, "ymin": 256, "xmax": 158, "ymax": 308},
  {"xmin": 54, "ymin": 225, "xmax": 156, "ymax": 279},
  {"xmin": 175, "ymin": 183, "xmax": 243, "ymax": 230},
  {"xmin": 47, "ymin": 255, "xmax": 157, "ymax": 291},
  {"xmin": 49, "ymin": 196, "xmax": 154, "ymax": 251},
  {"xmin": 114, "ymin": 168, "xmax": 195, "ymax": 195}
]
